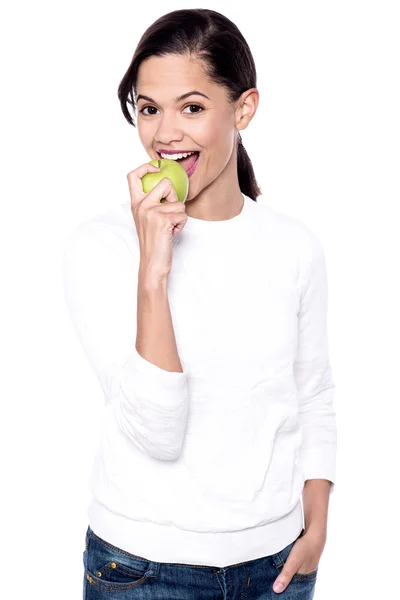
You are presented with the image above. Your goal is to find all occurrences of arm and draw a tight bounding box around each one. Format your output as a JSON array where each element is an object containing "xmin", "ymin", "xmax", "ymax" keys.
[
  {"xmin": 136, "ymin": 269, "xmax": 183, "ymax": 373},
  {"xmin": 62, "ymin": 222, "xmax": 189, "ymax": 461},
  {"xmin": 294, "ymin": 232, "xmax": 337, "ymax": 530},
  {"xmin": 302, "ymin": 478, "xmax": 331, "ymax": 537}
]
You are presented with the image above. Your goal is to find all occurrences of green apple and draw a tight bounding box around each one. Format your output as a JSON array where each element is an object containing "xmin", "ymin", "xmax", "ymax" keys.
[{"xmin": 141, "ymin": 158, "xmax": 189, "ymax": 203}]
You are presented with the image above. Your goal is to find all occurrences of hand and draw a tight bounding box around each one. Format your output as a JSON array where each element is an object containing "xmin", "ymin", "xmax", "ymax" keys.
[
  {"xmin": 127, "ymin": 163, "xmax": 188, "ymax": 280},
  {"xmin": 272, "ymin": 530, "xmax": 326, "ymax": 593}
]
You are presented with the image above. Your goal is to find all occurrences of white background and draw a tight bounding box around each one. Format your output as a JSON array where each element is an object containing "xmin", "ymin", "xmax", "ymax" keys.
[{"xmin": 1, "ymin": 1, "xmax": 399, "ymax": 598}]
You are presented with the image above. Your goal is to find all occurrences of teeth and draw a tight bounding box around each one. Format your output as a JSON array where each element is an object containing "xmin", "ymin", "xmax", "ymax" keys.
[{"xmin": 160, "ymin": 151, "xmax": 196, "ymax": 160}]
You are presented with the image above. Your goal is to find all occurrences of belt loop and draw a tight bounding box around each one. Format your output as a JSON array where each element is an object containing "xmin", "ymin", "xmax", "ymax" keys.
[
  {"xmin": 146, "ymin": 561, "xmax": 160, "ymax": 578},
  {"xmin": 85, "ymin": 525, "xmax": 91, "ymax": 550}
]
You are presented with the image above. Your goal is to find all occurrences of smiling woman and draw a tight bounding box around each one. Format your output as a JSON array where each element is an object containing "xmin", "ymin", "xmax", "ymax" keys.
[
  {"xmin": 64, "ymin": 8, "xmax": 336, "ymax": 600},
  {"xmin": 117, "ymin": 9, "xmax": 262, "ymax": 221},
  {"xmin": 128, "ymin": 49, "xmax": 260, "ymax": 217}
]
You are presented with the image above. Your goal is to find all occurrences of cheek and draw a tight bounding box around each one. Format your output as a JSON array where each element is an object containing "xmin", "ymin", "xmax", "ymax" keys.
[
  {"xmin": 192, "ymin": 111, "xmax": 227, "ymax": 143},
  {"xmin": 208, "ymin": 129, "xmax": 235, "ymax": 166},
  {"xmin": 138, "ymin": 131, "xmax": 148, "ymax": 148},
  {"xmin": 209, "ymin": 118, "xmax": 235, "ymax": 153},
  {"xmin": 137, "ymin": 121, "xmax": 154, "ymax": 147}
]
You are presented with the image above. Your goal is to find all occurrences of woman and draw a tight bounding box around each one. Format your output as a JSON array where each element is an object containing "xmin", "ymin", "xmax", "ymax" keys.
[{"xmin": 63, "ymin": 8, "xmax": 336, "ymax": 599}]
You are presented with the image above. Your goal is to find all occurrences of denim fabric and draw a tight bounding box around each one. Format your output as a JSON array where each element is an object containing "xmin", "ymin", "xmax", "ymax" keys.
[{"xmin": 82, "ymin": 526, "xmax": 318, "ymax": 599}]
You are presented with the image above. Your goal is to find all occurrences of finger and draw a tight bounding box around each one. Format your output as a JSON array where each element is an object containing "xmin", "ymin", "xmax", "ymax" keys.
[
  {"xmin": 273, "ymin": 567, "xmax": 294, "ymax": 593},
  {"xmin": 273, "ymin": 548, "xmax": 300, "ymax": 594},
  {"xmin": 154, "ymin": 197, "xmax": 187, "ymax": 235},
  {"xmin": 127, "ymin": 163, "xmax": 161, "ymax": 209},
  {"xmin": 157, "ymin": 199, "xmax": 187, "ymax": 212},
  {"xmin": 141, "ymin": 177, "xmax": 180, "ymax": 206}
]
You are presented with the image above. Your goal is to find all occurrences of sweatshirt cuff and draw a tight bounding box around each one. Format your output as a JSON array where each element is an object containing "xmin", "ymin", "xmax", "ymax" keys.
[
  {"xmin": 131, "ymin": 346, "xmax": 188, "ymax": 383},
  {"xmin": 298, "ymin": 454, "xmax": 336, "ymax": 495},
  {"xmin": 118, "ymin": 347, "xmax": 189, "ymax": 413}
]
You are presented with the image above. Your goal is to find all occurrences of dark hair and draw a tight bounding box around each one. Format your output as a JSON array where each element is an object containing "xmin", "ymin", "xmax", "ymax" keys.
[{"xmin": 117, "ymin": 9, "xmax": 262, "ymax": 201}]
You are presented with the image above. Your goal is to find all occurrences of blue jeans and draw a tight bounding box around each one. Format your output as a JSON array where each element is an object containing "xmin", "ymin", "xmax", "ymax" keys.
[{"xmin": 83, "ymin": 525, "xmax": 318, "ymax": 599}]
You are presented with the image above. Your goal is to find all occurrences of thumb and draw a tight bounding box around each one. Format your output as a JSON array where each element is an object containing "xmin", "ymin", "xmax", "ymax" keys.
[
  {"xmin": 273, "ymin": 554, "xmax": 299, "ymax": 593},
  {"xmin": 273, "ymin": 567, "xmax": 293, "ymax": 593}
]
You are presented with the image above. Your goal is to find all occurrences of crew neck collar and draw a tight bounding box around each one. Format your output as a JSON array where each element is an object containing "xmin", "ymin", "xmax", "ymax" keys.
[
  {"xmin": 183, "ymin": 193, "xmax": 250, "ymax": 233},
  {"xmin": 120, "ymin": 193, "xmax": 253, "ymax": 234}
]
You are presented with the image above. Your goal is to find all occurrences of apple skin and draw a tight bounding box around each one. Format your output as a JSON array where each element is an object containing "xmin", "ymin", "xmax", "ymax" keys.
[{"xmin": 141, "ymin": 158, "xmax": 189, "ymax": 203}]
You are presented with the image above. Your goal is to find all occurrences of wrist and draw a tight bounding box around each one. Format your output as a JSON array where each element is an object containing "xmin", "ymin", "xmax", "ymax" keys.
[
  {"xmin": 303, "ymin": 524, "xmax": 327, "ymax": 542},
  {"xmin": 138, "ymin": 265, "xmax": 169, "ymax": 290}
]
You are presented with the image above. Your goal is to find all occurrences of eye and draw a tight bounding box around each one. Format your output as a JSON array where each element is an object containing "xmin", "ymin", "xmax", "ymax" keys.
[
  {"xmin": 139, "ymin": 105, "xmax": 159, "ymax": 116},
  {"xmin": 139, "ymin": 104, "xmax": 204, "ymax": 116},
  {"xmin": 183, "ymin": 104, "xmax": 203, "ymax": 114}
]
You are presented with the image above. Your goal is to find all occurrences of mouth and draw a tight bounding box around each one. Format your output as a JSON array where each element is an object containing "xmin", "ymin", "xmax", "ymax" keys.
[{"xmin": 156, "ymin": 150, "xmax": 200, "ymax": 177}]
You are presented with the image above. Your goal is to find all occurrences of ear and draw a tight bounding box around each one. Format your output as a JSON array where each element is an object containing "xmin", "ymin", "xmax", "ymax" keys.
[{"xmin": 235, "ymin": 88, "xmax": 259, "ymax": 132}]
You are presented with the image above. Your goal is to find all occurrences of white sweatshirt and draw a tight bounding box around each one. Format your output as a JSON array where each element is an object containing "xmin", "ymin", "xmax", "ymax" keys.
[{"xmin": 62, "ymin": 193, "xmax": 336, "ymax": 568}]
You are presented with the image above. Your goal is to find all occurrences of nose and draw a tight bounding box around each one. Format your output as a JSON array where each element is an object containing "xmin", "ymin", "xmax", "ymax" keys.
[{"xmin": 154, "ymin": 111, "xmax": 184, "ymax": 145}]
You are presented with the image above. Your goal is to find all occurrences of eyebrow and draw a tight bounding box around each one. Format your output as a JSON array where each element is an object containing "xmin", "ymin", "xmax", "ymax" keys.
[{"xmin": 136, "ymin": 90, "xmax": 210, "ymax": 104}]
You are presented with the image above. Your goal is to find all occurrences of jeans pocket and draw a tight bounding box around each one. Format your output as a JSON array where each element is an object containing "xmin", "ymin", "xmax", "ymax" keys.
[
  {"xmin": 272, "ymin": 529, "xmax": 319, "ymax": 582},
  {"xmin": 292, "ymin": 566, "xmax": 319, "ymax": 581},
  {"xmin": 84, "ymin": 528, "xmax": 158, "ymax": 592}
]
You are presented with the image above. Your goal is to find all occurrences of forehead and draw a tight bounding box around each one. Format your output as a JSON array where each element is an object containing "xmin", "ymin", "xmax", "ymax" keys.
[{"xmin": 136, "ymin": 54, "xmax": 216, "ymax": 98}]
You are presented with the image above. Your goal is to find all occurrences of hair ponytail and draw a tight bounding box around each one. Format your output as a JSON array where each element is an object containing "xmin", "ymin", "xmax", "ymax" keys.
[{"xmin": 237, "ymin": 133, "xmax": 262, "ymax": 201}]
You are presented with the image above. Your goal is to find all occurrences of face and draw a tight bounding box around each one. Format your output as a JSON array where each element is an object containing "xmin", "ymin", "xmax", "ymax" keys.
[{"xmin": 135, "ymin": 53, "xmax": 253, "ymax": 202}]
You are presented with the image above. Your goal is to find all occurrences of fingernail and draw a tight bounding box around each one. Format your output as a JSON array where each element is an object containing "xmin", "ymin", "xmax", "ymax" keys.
[{"xmin": 273, "ymin": 581, "xmax": 284, "ymax": 592}]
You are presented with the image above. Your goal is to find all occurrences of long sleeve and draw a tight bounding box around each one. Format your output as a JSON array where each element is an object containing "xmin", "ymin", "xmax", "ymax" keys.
[
  {"xmin": 294, "ymin": 233, "xmax": 337, "ymax": 494},
  {"xmin": 62, "ymin": 222, "xmax": 189, "ymax": 461}
]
